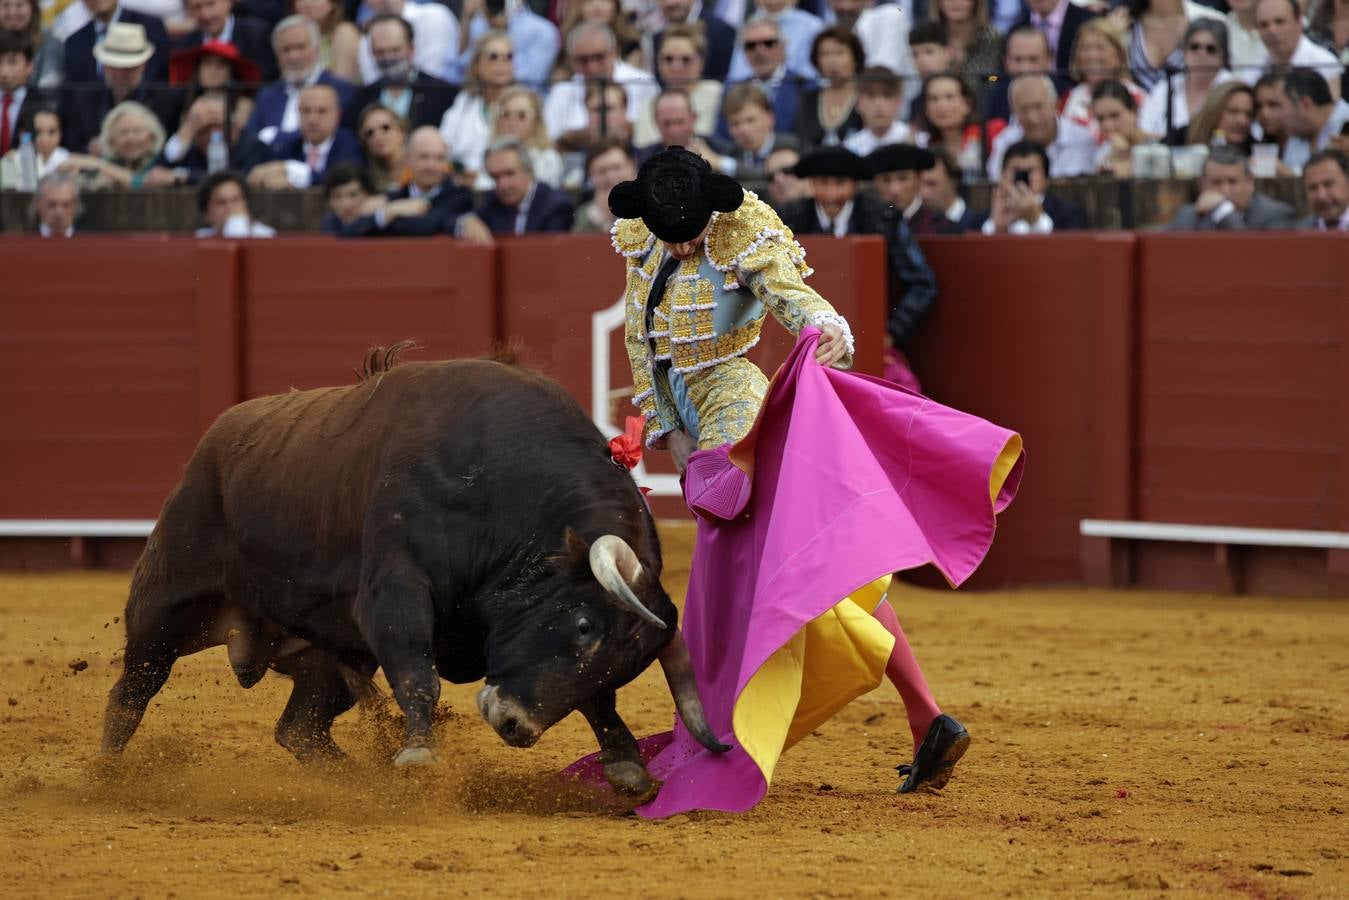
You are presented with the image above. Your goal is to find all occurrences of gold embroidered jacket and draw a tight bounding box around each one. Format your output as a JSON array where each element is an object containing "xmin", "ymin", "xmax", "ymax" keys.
[{"xmin": 612, "ymin": 191, "xmax": 855, "ymax": 446}]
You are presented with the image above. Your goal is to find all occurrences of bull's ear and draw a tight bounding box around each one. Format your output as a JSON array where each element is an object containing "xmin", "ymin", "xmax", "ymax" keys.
[{"xmin": 563, "ymin": 528, "xmax": 590, "ymax": 562}]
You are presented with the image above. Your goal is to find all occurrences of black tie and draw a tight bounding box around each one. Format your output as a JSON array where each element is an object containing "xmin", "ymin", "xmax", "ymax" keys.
[{"xmin": 645, "ymin": 254, "xmax": 680, "ymax": 339}]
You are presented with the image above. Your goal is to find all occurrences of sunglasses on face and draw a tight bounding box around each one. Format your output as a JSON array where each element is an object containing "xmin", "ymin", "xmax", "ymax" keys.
[
  {"xmin": 1187, "ymin": 41, "xmax": 1219, "ymax": 55},
  {"xmin": 744, "ymin": 38, "xmax": 779, "ymax": 50},
  {"xmin": 362, "ymin": 121, "xmax": 394, "ymax": 139}
]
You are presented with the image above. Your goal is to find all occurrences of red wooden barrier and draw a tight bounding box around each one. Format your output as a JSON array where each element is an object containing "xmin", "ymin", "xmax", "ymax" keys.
[
  {"xmin": 239, "ymin": 238, "xmax": 498, "ymax": 396},
  {"xmin": 911, "ymin": 234, "xmax": 1137, "ymax": 587}
]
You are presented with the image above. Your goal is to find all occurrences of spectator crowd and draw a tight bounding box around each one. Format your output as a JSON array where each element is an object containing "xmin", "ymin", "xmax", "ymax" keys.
[{"xmin": 3, "ymin": 0, "xmax": 1349, "ymax": 237}]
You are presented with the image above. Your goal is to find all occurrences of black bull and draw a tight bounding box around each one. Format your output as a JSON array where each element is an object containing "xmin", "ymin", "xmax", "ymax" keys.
[{"xmin": 101, "ymin": 354, "xmax": 727, "ymax": 798}]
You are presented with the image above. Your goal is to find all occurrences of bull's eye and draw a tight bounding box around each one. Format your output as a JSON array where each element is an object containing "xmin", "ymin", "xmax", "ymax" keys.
[{"xmin": 577, "ymin": 616, "xmax": 593, "ymax": 638}]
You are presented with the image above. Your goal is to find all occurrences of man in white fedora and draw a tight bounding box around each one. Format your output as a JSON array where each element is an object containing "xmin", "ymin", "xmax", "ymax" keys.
[{"xmin": 61, "ymin": 21, "xmax": 184, "ymax": 153}]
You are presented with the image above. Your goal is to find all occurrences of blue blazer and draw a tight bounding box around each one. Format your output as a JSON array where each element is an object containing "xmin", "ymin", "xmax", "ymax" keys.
[
  {"xmin": 340, "ymin": 178, "xmax": 476, "ymax": 237},
  {"xmin": 271, "ymin": 127, "xmax": 365, "ymax": 180},
  {"xmin": 477, "ymin": 182, "xmax": 575, "ymax": 235},
  {"xmin": 245, "ymin": 71, "xmax": 355, "ymax": 143},
  {"xmin": 64, "ymin": 10, "xmax": 170, "ymax": 83}
]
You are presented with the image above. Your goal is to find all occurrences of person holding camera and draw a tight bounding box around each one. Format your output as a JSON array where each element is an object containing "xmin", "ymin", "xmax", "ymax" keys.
[{"xmin": 975, "ymin": 139, "xmax": 1088, "ymax": 234}]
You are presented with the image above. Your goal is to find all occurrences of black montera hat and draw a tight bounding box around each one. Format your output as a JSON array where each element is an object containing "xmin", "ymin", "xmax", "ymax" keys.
[
  {"xmin": 866, "ymin": 143, "xmax": 936, "ymax": 175},
  {"xmin": 792, "ymin": 146, "xmax": 871, "ymax": 180},
  {"xmin": 608, "ymin": 147, "xmax": 745, "ymax": 243}
]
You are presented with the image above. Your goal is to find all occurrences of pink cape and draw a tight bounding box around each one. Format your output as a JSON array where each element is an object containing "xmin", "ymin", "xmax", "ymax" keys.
[{"xmin": 565, "ymin": 328, "xmax": 1023, "ymax": 817}]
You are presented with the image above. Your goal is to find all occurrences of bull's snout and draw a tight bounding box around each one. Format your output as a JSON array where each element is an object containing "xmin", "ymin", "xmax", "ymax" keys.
[{"xmin": 476, "ymin": 684, "xmax": 541, "ymax": 748}]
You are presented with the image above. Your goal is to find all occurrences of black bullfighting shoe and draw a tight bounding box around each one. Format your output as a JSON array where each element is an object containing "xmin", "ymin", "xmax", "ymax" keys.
[{"xmin": 897, "ymin": 714, "xmax": 969, "ymax": 794}]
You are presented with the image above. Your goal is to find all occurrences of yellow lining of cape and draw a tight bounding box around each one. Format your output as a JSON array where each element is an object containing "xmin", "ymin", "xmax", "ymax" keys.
[
  {"xmin": 989, "ymin": 435, "xmax": 1023, "ymax": 504},
  {"xmin": 730, "ymin": 575, "xmax": 896, "ymax": 787}
]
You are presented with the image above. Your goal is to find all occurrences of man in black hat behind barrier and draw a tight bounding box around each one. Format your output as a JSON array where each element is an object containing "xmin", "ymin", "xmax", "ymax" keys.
[
  {"xmin": 866, "ymin": 142, "xmax": 960, "ymax": 236},
  {"xmin": 782, "ymin": 146, "xmax": 937, "ymax": 392},
  {"xmin": 778, "ymin": 145, "xmax": 888, "ymax": 237}
]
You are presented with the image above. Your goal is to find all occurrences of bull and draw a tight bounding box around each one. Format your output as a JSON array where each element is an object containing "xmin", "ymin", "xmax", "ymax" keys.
[{"xmin": 100, "ymin": 346, "xmax": 727, "ymax": 798}]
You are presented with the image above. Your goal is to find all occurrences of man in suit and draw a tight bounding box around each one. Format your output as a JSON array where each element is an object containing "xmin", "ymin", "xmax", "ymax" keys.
[
  {"xmin": 246, "ymin": 16, "xmax": 353, "ymax": 146},
  {"xmin": 983, "ymin": 26, "xmax": 1073, "ymax": 128},
  {"xmin": 247, "ymin": 84, "xmax": 363, "ymax": 188},
  {"xmin": 174, "ymin": 0, "xmax": 279, "ymax": 82},
  {"xmin": 918, "ymin": 145, "xmax": 982, "ymax": 233},
  {"xmin": 778, "ymin": 145, "xmax": 889, "ymax": 236},
  {"xmin": 63, "ymin": 0, "xmax": 170, "ymax": 83},
  {"xmin": 356, "ymin": 0, "xmax": 458, "ymax": 84},
  {"xmin": 719, "ymin": 82, "xmax": 798, "ymax": 181},
  {"xmin": 716, "ymin": 14, "xmax": 813, "ymax": 138},
  {"xmin": 971, "ymin": 139, "xmax": 1089, "ymax": 234},
  {"xmin": 60, "ymin": 23, "xmax": 185, "ymax": 152},
  {"xmin": 0, "ymin": 31, "xmax": 45, "ymax": 158},
  {"xmin": 987, "ymin": 73, "xmax": 1096, "ymax": 178},
  {"xmin": 657, "ymin": 0, "xmax": 736, "ymax": 82},
  {"xmin": 780, "ymin": 147, "xmax": 938, "ymax": 381},
  {"xmin": 343, "ymin": 14, "xmax": 456, "ymax": 132},
  {"xmin": 866, "ymin": 142, "xmax": 960, "ymax": 236},
  {"xmin": 150, "ymin": 94, "xmax": 271, "ymax": 185},
  {"xmin": 340, "ymin": 126, "xmax": 493, "ymax": 240},
  {"xmin": 32, "ymin": 172, "xmax": 80, "ymax": 237},
  {"xmin": 1009, "ymin": 0, "xmax": 1096, "ymax": 84},
  {"xmin": 634, "ymin": 88, "xmax": 732, "ymax": 167},
  {"xmin": 1166, "ymin": 146, "xmax": 1296, "ymax": 230},
  {"xmin": 477, "ymin": 138, "xmax": 575, "ymax": 235},
  {"xmin": 1298, "ymin": 148, "xmax": 1349, "ymax": 230}
]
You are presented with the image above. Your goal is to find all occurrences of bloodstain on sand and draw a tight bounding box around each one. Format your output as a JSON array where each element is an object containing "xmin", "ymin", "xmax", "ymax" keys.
[{"xmin": 1, "ymin": 524, "xmax": 1346, "ymax": 898}]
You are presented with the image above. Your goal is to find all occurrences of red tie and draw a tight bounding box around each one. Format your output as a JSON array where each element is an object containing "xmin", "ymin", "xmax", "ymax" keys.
[{"xmin": 0, "ymin": 93, "xmax": 12, "ymax": 158}]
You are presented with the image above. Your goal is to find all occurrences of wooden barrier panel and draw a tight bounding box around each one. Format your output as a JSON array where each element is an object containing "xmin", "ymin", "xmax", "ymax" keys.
[
  {"xmin": 0, "ymin": 237, "xmax": 229, "ymax": 523},
  {"xmin": 238, "ymin": 238, "xmax": 498, "ymax": 396},
  {"xmin": 911, "ymin": 234, "xmax": 1137, "ymax": 587},
  {"xmin": 1137, "ymin": 233, "xmax": 1349, "ymax": 531}
]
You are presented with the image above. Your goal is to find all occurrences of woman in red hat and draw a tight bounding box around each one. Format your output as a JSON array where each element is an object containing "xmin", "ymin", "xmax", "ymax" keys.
[{"xmin": 169, "ymin": 40, "xmax": 262, "ymax": 105}]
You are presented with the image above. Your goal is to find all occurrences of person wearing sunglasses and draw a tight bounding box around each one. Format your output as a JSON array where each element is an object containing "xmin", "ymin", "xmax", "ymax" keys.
[
  {"xmin": 724, "ymin": 0, "xmax": 824, "ymax": 85},
  {"xmin": 451, "ymin": 0, "xmax": 559, "ymax": 91},
  {"xmin": 355, "ymin": 102, "xmax": 409, "ymax": 190},
  {"xmin": 439, "ymin": 30, "xmax": 515, "ymax": 186},
  {"xmin": 715, "ymin": 14, "xmax": 815, "ymax": 138},
  {"xmin": 655, "ymin": 0, "xmax": 736, "ymax": 81},
  {"xmin": 1138, "ymin": 18, "xmax": 1235, "ymax": 141},
  {"xmin": 634, "ymin": 24, "xmax": 723, "ymax": 147}
]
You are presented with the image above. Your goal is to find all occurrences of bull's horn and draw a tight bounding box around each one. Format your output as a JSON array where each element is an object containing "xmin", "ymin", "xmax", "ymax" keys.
[
  {"xmin": 589, "ymin": 535, "xmax": 667, "ymax": 629},
  {"xmin": 658, "ymin": 631, "xmax": 732, "ymax": 753}
]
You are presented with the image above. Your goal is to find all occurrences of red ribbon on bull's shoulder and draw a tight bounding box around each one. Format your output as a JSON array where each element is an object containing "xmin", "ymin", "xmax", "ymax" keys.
[{"xmin": 609, "ymin": 416, "xmax": 645, "ymax": 471}]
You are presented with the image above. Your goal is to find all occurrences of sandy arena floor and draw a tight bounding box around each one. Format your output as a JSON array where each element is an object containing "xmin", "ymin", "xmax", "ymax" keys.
[{"xmin": 1, "ymin": 524, "xmax": 1346, "ymax": 899}]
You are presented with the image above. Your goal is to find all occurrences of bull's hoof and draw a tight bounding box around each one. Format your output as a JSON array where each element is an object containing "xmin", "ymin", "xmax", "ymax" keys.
[
  {"xmin": 392, "ymin": 746, "xmax": 437, "ymax": 768},
  {"xmin": 604, "ymin": 761, "xmax": 657, "ymax": 803}
]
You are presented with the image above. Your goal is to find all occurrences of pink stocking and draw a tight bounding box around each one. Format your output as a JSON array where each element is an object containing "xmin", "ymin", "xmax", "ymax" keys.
[{"xmin": 873, "ymin": 601, "xmax": 942, "ymax": 755}]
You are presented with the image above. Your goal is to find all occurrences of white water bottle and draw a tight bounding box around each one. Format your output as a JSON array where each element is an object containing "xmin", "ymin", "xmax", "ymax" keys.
[
  {"xmin": 207, "ymin": 129, "xmax": 228, "ymax": 173},
  {"xmin": 17, "ymin": 132, "xmax": 38, "ymax": 192}
]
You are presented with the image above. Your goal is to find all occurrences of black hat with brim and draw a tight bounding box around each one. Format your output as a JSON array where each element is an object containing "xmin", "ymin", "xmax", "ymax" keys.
[
  {"xmin": 608, "ymin": 147, "xmax": 745, "ymax": 243},
  {"xmin": 792, "ymin": 146, "xmax": 870, "ymax": 181},
  {"xmin": 866, "ymin": 143, "xmax": 936, "ymax": 175}
]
